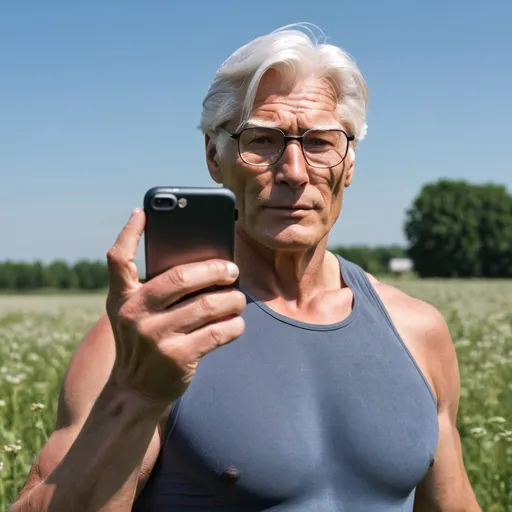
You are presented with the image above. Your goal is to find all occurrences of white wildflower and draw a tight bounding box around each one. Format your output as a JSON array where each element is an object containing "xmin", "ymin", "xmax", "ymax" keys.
[
  {"xmin": 470, "ymin": 427, "xmax": 487, "ymax": 438},
  {"xmin": 4, "ymin": 373, "xmax": 26, "ymax": 384},
  {"xmin": 487, "ymin": 416, "xmax": 506, "ymax": 425},
  {"xmin": 498, "ymin": 430, "xmax": 512, "ymax": 442},
  {"xmin": 3, "ymin": 442, "xmax": 22, "ymax": 453}
]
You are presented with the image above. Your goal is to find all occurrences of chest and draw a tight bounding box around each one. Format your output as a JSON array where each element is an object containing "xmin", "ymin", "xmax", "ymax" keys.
[{"xmin": 160, "ymin": 309, "xmax": 438, "ymax": 506}]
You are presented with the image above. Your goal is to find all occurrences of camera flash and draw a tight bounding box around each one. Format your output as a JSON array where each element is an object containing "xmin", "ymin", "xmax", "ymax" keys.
[{"xmin": 178, "ymin": 198, "xmax": 187, "ymax": 208}]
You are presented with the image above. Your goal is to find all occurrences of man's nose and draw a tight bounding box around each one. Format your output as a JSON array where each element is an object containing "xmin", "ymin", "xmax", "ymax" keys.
[{"xmin": 274, "ymin": 141, "xmax": 309, "ymax": 188}]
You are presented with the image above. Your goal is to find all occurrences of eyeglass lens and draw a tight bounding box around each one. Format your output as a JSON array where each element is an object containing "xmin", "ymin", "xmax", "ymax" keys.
[{"xmin": 238, "ymin": 127, "xmax": 348, "ymax": 167}]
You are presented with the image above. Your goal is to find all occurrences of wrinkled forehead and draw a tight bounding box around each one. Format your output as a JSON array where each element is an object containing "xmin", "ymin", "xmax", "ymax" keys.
[
  {"xmin": 254, "ymin": 69, "xmax": 338, "ymax": 99},
  {"xmin": 245, "ymin": 70, "xmax": 343, "ymax": 131}
]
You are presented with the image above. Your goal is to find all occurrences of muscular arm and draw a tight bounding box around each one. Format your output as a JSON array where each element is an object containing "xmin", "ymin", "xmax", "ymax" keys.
[
  {"xmin": 10, "ymin": 315, "xmax": 164, "ymax": 512},
  {"xmin": 369, "ymin": 276, "xmax": 481, "ymax": 511},
  {"xmin": 411, "ymin": 306, "xmax": 481, "ymax": 511}
]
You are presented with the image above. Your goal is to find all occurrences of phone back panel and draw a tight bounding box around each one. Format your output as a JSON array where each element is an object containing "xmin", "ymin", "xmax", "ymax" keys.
[{"xmin": 143, "ymin": 187, "xmax": 237, "ymax": 282}]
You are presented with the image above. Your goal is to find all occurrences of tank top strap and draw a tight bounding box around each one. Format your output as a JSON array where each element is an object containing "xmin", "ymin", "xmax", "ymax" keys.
[
  {"xmin": 336, "ymin": 254, "xmax": 373, "ymax": 297},
  {"xmin": 336, "ymin": 253, "xmax": 388, "ymax": 318}
]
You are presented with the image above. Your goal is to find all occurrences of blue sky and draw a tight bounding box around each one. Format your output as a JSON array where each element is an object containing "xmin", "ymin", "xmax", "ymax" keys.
[{"xmin": 1, "ymin": 1, "xmax": 511, "ymax": 263}]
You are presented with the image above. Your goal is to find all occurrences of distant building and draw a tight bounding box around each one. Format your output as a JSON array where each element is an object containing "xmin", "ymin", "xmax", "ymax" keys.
[{"xmin": 388, "ymin": 258, "xmax": 414, "ymax": 275}]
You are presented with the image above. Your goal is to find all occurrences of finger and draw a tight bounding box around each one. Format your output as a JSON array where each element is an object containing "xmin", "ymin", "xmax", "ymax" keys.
[
  {"xmin": 143, "ymin": 258, "xmax": 239, "ymax": 310},
  {"xmin": 107, "ymin": 208, "xmax": 145, "ymax": 296},
  {"xmin": 144, "ymin": 289, "xmax": 246, "ymax": 335},
  {"xmin": 188, "ymin": 315, "xmax": 246, "ymax": 358}
]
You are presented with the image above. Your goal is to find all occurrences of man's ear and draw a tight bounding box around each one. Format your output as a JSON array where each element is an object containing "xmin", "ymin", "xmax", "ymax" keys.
[
  {"xmin": 205, "ymin": 134, "xmax": 223, "ymax": 184},
  {"xmin": 343, "ymin": 147, "xmax": 356, "ymax": 188}
]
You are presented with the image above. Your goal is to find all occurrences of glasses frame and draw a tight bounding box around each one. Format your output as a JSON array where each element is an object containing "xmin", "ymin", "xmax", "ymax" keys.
[{"xmin": 219, "ymin": 126, "xmax": 355, "ymax": 168}]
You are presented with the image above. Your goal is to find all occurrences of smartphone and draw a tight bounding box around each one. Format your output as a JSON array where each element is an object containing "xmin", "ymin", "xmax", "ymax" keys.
[{"xmin": 143, "ymin": 187, "xmax": 237, "ymax": 290}]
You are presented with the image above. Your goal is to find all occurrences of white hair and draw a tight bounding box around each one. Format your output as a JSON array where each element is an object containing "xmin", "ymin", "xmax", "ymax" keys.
[{"xmin": 199, "ymin": 23, "xmax": 369, "ymax": 157}]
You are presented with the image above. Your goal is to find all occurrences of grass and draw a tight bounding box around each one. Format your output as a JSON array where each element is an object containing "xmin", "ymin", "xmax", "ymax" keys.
[{"xmin": 0, "ymin": 280, "xmax": 511, "ymax": 510}]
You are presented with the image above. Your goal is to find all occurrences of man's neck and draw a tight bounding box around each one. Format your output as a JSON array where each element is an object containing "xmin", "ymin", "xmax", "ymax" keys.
[{"xmin": 234, "ymin": 231, "xmax": 342, "ymax": 306}]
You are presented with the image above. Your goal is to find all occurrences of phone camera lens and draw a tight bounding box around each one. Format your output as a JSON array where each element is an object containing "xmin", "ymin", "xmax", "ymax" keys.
[
  {"xmin": 151, "ymin": 194, "xmax": 177, "ymax": 211},
  {"xmin": 154, "ymin": 197, "xmax": 168, "ymax": 207}
]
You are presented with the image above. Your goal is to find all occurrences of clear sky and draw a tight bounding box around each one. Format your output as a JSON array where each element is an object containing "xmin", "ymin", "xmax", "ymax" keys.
[{"xmin": 1, "ymin": 0, "xmax": 511, "ymax": 263}]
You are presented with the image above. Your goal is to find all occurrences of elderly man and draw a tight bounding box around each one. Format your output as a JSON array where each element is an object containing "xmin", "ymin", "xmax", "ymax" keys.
[{"xmin": 12, "ymin": 25, "xmax": 480, "ymax": 512}]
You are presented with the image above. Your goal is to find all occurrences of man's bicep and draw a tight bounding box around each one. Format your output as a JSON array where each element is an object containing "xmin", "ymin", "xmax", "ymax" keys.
[
  {"xmin": 16, "ymin": 414, "xmax": 162, "ymax": 503},
  {"xmin": 14, "ymin": 316, "xmax": 118, "ymax": 500},
  {"xmin": 53, "ymin": 315, "xmax": 117, "ymax": 428},
  {"xmin": 15, "ymin": 423, "xmax": 84, "ymax": 502},
  {"xmin": 15, "ymin": 315, "xmax": 163, "ymax": 503},
  {"xmin": 414, "ymin": 411, "xmax": 478, "ymax": 511},
  {"xmin": 414, "ymin": 308, "xmax": 481, "ymax": 511}
]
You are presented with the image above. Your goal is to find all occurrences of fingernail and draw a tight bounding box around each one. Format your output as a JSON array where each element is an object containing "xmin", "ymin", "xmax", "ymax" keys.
[
  {"xmin": 227, "ymin": 262, "xmax": 239, "ymax": 279},
  {"xmin": 130, "ymin": 208, "xmax": 141, "ymax": 219}
]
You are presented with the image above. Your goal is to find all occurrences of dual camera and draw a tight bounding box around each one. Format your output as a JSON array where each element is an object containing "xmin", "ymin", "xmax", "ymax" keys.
[{"xmin": 150, "ymin": 194, "xmax": 188, "ymax": 212}]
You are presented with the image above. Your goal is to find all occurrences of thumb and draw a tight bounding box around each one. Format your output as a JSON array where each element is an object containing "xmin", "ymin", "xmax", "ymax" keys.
[{"xmin": 106, "ymin": 208, "xmax": 145, "ymax": 297}]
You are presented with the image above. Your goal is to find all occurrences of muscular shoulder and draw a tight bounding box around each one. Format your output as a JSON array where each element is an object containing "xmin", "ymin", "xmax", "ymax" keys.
[
  {"xmin": 366, "ymin": 274, "xmax": 447, "ymax": 338},
  {"xmin": 365, "ymin": 274, "xmax": 459, "ymax": 411}
]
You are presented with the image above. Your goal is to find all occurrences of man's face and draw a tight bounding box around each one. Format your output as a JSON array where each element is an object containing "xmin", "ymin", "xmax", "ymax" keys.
[{"xmin": 206, "ymin": 69, "xmax": 355, "ymax": 251}]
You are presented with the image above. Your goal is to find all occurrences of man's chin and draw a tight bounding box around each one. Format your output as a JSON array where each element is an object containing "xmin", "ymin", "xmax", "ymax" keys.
[{"xmin": 248, "ymin": 224, "xmax": 322, "ymax": 252}]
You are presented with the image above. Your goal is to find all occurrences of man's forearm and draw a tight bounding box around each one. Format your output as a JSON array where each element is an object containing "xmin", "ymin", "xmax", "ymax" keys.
[{"xmin": 10, "ymin": 382, "xmax": 164, "ymax": 512}]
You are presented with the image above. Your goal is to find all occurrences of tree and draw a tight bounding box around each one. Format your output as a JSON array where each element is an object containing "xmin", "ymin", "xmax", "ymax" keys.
[
  {"xmin": 43, "ymin": 260, "xmax": 78, "ymax": 289},
  {"xmin": 0, "ymin": 261, "xmax": 17, "ymax": 289},
  {"xmin": 404, "ymin": 179, "xmax": 512, "ymax": 278},
  {"xmin": 475, "ymin": 184, "xmax": 512, "ymax": 278},
  {"xmin": 73, "ymin": 260, "xmax": 109, "ymax": 290}
]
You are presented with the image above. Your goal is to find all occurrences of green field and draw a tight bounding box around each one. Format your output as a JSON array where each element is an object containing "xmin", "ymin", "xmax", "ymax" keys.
[{"xmin": 0, "ymin": 280, "xmax": 511, "ymax": 510}]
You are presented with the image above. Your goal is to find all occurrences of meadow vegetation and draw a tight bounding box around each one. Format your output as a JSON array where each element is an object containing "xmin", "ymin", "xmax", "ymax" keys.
[{"xmin": 0, "ymin": 280, "xmax": 510, "ymax": 510}]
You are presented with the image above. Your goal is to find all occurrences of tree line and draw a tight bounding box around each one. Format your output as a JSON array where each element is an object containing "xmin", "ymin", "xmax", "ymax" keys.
[
  {"xmin": 0, "ymin": 246, "xmax": 407, "ymax": 292},
  {"xmin": 1, "ymin": 179, "xmax": 511, "ymax": 290},
  {"xmin": 330, "ymin": 245, "xmax": 407, "ymax": 274},
  {"xmin": 0, "ymin": 260, "xmax": 108, "ymax": 291}
]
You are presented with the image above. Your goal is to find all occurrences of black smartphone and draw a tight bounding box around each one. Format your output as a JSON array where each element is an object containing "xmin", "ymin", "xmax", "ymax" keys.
[{"xmin": 143, "ymin": 187, "xmax": 237, "ymax": 288}]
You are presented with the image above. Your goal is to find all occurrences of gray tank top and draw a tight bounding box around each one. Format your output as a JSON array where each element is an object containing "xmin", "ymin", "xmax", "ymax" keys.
[{"xmin": 133, "ymin": 256, "xmax": 438, "ymax": 511}]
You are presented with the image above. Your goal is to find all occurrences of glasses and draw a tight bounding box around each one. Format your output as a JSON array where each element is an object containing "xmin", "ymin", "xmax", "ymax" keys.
[{"xmin": 219, "ymin": 126, "xmax": 354, "ymax": 168}]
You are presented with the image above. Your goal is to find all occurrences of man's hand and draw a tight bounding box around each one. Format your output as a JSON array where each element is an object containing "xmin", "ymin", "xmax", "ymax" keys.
[{"xmin": 106, "ymin": 207, "xmax": 247, "ymax": 407}]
